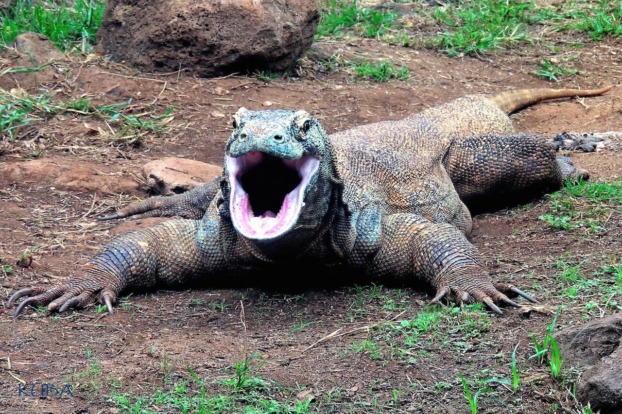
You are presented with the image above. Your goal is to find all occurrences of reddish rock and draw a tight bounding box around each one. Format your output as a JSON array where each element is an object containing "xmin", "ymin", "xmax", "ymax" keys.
[
  {"xmin": 143, "ymin": 157, "xmax": 221, "ymax": 195},
  {"xmin": 97, "ymin": 0, "xmax": 319, "ymax": 76}
]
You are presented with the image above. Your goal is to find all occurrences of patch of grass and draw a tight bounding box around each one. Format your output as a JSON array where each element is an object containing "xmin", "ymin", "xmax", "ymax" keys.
[
  {"xmin": 0, "ymin": 0, "xmax": 107, "ymax": 51},
  {"xmin": 461, "ymin": 374, "xmax": 490, "ymax": 414},
  {"xmin": 255, "ymin": 70, "xmax": 281, "ymax": 83},
  {"xmin": 109, "ymin": 358, "xmax": 312, "ymax": 414},
  {"xmin": 539, "ymin": 179, "xmax": 622, "ymax": 233},
  {"xmin": 350, "ymin": 338, "xmax": 381, "ymax": 360},
  {"xmin": 0, "ymin": 89, "xmax": 175, "ymax": 144},
  {"xmin": 530, "ymin": 308, "xmax": 566, "ymax": 380},
  {"xmin": 290, "ymin": 320, "xmax": 316, "ymax": 332},
  {"xmin": 534, "ymin": 59, "xmax": 578, "ymax": 81},
  {"xmin": 431, "ymin": 0, "xmax": 533, "ymax": 56},
  {"xmin": 2, "ymin": 263, "xmax": 15, "ymax": 275},
  {"xmin": 316, "ymin": 0, "xmax": 398, "ymax": 39},
  {"xmin": 209, "ymin": 298, "xmax": 231, "ymax": 313},
  {"xmin": 568, "ymin": 0, "xmax": 622, "ymax": 40},
  {"xmin": 352, "ymin": 60, "xmax": 409, "ymax": 82}
]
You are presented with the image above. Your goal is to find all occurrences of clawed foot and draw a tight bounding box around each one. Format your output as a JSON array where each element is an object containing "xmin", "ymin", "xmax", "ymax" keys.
[
  {"xmin": 7, "ymin": 281, "xmax": 117, "ymax": 317},
  {"xmin": 100, "ymin": 196, "xmax": 204, "ymax": 221},
  {"xmin": 430, "ymin": 281, "xmax": 537, "ymax": 315}
]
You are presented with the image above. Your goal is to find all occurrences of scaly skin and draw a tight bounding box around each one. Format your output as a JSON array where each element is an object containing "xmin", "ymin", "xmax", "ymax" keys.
[{"xmin": 8, "ymin": 87, "xmax": 611, "ymax": 316}]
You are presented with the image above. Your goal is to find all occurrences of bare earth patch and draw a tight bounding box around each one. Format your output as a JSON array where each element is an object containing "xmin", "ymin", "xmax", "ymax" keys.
[{"xmin": 1, "ymin": 34, "xmax": 621, "ymax": 413}]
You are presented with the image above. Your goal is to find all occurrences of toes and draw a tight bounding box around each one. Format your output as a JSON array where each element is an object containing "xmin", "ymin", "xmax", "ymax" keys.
[
  {"xmin": 58, "ymin": 297, "xmax": 82, "ymax": 312},
  {"xmin": 431, "ymin": 287, "xmax": 450, "ymax": 303},
  {"xmin": 48, "ymin": 289, "xmax": 92, "ymax": 313},
  {"xmin": 459, "ymin": 291, "xmax": 471, "ymax": 304}
]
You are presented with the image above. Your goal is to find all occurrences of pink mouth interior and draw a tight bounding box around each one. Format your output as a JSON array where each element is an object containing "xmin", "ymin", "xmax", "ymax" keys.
[{"xmin": 226, "ymin": 152, "xmax": 319, "ymax": 240}]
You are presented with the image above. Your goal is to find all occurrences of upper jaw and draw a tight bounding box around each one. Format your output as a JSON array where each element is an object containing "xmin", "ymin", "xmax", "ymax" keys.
[{"xmin": 226, "ymin": 151, "xmax": 320, "ymax": 240}]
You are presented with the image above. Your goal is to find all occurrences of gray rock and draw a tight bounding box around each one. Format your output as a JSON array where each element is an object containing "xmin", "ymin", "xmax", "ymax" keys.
[
  {"xmin": 554, "ymin": 314, "xmax": 622, "ymax": 369},
  {"xmin": 577, "ymin": 346, "xmax": 622, "ymax": 414},
  {"xmin": 97, "ymin": 0, "xmax": 319, "ymax": 77}
]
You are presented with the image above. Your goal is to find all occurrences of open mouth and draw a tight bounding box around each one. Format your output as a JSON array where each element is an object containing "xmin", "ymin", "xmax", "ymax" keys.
[{"xmin": 226, "ymin": 151, "xmax": 320, "ymax": 240}]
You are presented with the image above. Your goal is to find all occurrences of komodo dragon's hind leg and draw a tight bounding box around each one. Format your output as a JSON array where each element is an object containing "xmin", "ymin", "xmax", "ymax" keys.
[{"xmin": 444, "ymin": 133, "xmax": 586, "ymax": 213}]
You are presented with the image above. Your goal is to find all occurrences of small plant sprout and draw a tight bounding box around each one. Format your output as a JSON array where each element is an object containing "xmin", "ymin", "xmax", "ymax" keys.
[
  {"xmin": 549, "ymin": 336, "xmax": 563, "ymax": 379},
  {"xmin": 511, "ymin": 343, "xmax": 520, "ymax": 392},
  {"xmin": 461, "ymin": 375, "xmax": 490, "ymax": 414}
]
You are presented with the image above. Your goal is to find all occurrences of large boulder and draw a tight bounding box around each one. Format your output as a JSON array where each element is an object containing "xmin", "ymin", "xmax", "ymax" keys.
[{"xmin": 97, "ymin": 0, "xmax": 319, "ymax": 77}]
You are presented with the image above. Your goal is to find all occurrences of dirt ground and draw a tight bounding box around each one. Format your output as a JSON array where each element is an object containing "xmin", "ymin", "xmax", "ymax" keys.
[{"xmin": 1, "ymin": 31, "xmax": 622, "ymax": 413}]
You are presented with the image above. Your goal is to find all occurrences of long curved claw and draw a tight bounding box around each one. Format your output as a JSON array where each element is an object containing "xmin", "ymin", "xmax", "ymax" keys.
[
  {"xmin": 102, "ymin": 293, "xmax": 114, "ymax": 315},
  {"xmin": 500, "ymin": 296, "xmax": 520, "ymax": 308},
  {"xmin": 495, "ymin": 283, "xmax": 538, "ymax": 303},
  {"xmin": 99, "ymin": 212, "xmax": 124, "ymax": 221},
  {"xmin": 14, "ymin": 297, "xmax": 38, "ymax": 317},
  {"xmin": 483, "ymin": 297, "xmax": 503, "ymax": 315},
  {"xmin": 509, "ymin": 286, "xmax": 537, "ymax": 303},
  {"xmin": 8, "ymin": 288, "xmax": 36, "ymax": 307}
]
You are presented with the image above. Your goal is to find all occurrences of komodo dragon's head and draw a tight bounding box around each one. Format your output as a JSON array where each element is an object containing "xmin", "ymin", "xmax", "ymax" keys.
[{"xmin": 222, "ymin": 108, "xmax": 337, "ymax": 249}]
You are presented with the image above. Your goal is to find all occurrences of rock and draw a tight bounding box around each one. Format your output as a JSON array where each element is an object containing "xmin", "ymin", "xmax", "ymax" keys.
[
  {"xmin": 143, "ymin": 157, "xmax": 221, "ymax": 195},
  {"xmin": 0, "ymin": 159, "xmax": 138, "ymax": 195},
  {"xmin": 13, "ymin": 32, "xmax": 64, "ymax": 66},
  {"xmin": 554, "ymin": 314, "xmax": 622, "ymax": 413},
  {"xmin": 97, "ymin": 0, "xmax": 319, "ymax": 77},
  {"xmin": 0, "ymin": 32, "xmax": 64, "ymax": 90},
  {"xmin": 554, "ymin": 314, "xmax": 622, "ymax": 369},
  {"xmin": 577, "ymin": 347, "xmax": 622, "ymax": 414}
]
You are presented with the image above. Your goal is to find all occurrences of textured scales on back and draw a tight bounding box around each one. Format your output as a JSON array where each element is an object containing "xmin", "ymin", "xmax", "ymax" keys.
[{"xmin": 8, "ymin": 86, "xmax": 612, "ymax": 317}]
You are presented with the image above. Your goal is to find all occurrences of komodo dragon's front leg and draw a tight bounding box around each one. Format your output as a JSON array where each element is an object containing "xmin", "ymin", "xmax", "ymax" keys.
[
  {"xmin": 100, "ymin": 178, "xmax": 220, "ymax": 220},
  {"xmin": 368, "ymin": 214, "xmax": 535, "ymax": 313},
  {"xmin": 8, "ymin": 219, "xmax": 226, "ymax": 315}
]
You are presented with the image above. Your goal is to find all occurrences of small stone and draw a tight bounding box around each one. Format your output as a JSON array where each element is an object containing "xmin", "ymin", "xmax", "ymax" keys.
[
  {"xmin": 296, "ymin": 390, "xmax": 314, "ymax": 402},
  {"xmin": 211, "ymin": 111, "xmax": 226, "ymax": 118},
  {"xmin": 262, "ymin": 101, "xmax": 273, "ymax": 107}
]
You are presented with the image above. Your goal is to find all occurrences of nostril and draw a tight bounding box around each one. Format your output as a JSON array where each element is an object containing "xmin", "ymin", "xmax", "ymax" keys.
[
  {"xmin": 273, "ymin": 135, "xmax": 284, "ymax": 142},
  {"xmin": 240, "ymin": 133, "xmax": 248, "ymax": 141}
]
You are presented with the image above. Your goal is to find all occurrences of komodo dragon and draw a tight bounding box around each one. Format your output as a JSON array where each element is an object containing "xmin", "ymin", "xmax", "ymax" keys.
[{"xmin": 8, "ymin": 86, "xmax": 612, "ymax": 317}]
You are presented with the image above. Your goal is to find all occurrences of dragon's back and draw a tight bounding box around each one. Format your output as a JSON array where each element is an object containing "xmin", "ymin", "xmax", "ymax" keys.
[{"xmin": 327, "ymin": 94, "xmax": 513, "ymax": 229}]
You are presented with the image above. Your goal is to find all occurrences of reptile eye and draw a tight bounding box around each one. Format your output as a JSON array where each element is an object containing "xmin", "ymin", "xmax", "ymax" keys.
[
  {"xmin": 301, "ymin": 120, "xmax": 312, "ymax": 133},
  {"xmin": 232, "ymin": 118, "xmax": 238, "ymax": 129}
]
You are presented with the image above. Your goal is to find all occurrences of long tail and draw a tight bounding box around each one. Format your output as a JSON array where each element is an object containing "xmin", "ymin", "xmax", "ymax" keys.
[{"xmin": 491, "ymin": 85, "xmax": 612, "ymax": 114}]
